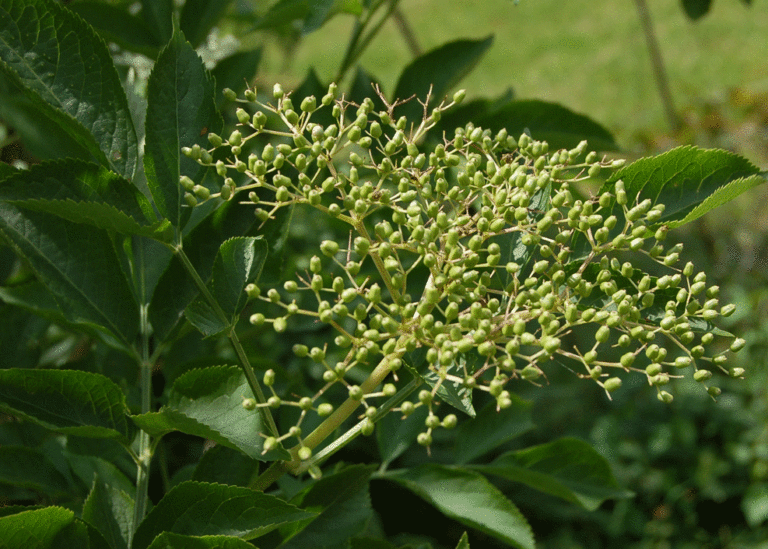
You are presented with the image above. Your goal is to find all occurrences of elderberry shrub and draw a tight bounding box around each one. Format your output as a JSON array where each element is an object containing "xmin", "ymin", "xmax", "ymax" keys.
[{"xmin": 181, "ymin": 83, "xmax": 743, "ymax": 464}]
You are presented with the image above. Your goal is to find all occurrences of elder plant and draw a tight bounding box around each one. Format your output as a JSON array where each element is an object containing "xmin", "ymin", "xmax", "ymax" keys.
[{"xmin": 182, "ymin": 83, "xmax": 745, "ymax": 484}]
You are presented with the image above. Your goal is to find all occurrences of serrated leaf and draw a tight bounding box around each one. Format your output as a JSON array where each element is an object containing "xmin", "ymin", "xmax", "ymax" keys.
[
  {"xmin": 453, "ymin": 398, "xmax": 533, "ymax": 465},
  {"xmin": 0, "ymin": 506, "xmax": 75, "ymax": 549},
  {"xmin": 394, "ymin": 37, "xmax": 494, "ymax": 121},
  {"xmin": 0, "ymin": 204, "xmax": 140, "ymax": 345},
  {"xmin": 0, "ymin": 0, "xmax": 138, "ymax": 178},
  {"xmin": 144, "ymin": 29, "xmax": 222, "ymax": 229},
  {"xmin": 0, "ymin": 446, "xmax": 71, "ymax": 495},
  {"xmin": 473, "ymin": 100, "xmax": 617, "ymax": 151},
  {"xmin": 147, "ymin": 533, "xmax": 256, "ymax": 549},
  {"xmin": 68, "ymin": 2, "xmax": 160, "ymax": 58},
  {"xmin": 279, "ymin": 465, "xmax": 375, "ymax": 549},
  {"xmin": 131, "ymin": 481, "xmax": 315, "ymax": 549},
  {"xmin": 131, "ymin": 365, "xmax": 289, "ymax": 460},
  {"xmin": 602, "ymin": 146, "xmax": 763, "ymax": 229},
  {"xmin": 179, "ymin": 0, "xmax": 234, "ymax": 48},
  {"xmin": 211, "ymin": 49, "xmax": 262, "ymax": 107},
  {"xmin": 385, "ymin": 464, "xmax": 535, "ymax": 549},
  {"xmin": 471, "ymin": 437, "xmax": 633, "ymax": 511},
  {"xmin": 82, "ymin": 476, "xmax": 133, "ymax": 549},
  {"xmin": 0, "ymin": 369, "xmax": 132, "ymax": 440}
]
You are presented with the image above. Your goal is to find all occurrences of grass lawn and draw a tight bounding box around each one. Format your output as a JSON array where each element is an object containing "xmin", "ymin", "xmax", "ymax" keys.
[{"xmin": 259, "ymin": 0, "xmax": 768, "ymax": 152}]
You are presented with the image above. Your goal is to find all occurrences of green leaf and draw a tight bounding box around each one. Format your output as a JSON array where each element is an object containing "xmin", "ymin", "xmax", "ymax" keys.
[
  {"xmin": 394, "ymin": 37, "xmax": 494, "ymax": 121},
  {"xmin": 131, "ymin": 480, "xmax": 315, "ymax": 549},
  {"xmin": 140, "ymin": 0, "xmax": 173, "ymax": 47},
  {"xmin": 82, "ymin": 476, "xmax": 133, "ymax": 549},
  {"xmin": 0, "ymin": 160, "xmax": 168, "ymax": 238},
  {"xmin": 192, "ymin": 444, "xmax": 260, "ymax": 487},
  {"xmin": 302, "ymin": 0, "xmax": 336, "ymax": 32},
  {"xmin": 210, "ymin": 49, "xmax": 262, "ymax": 107},
  {"xmin": 455, "ymin": 532, "xmax": 470, "ymax": 549},
  {"xmin": 144, "ymin": 29, "xmax": 222, "ymax": 229},
  {"xmin": 252, "ymin": 0, "xmax": 311, "ymax": 30},
  {"xmin": 0, "ymin": 446, "xmax": 71, "ymax": 495},
  {"xmin": 146, "ymin": 533, "xmax": 256, "ymax": 549},
  {"xmin": 385, "ymin": 464, "xmax": 535, "ymax": 549},
  {"xmin": 185, "ymin": 237, "xmax": 268, "ymax": 337},
  {"xmin": 0, "ymin": 506, "xmax": 111, "ymax": 549},
  {"xmin": 453, "ymin": 397, "xmax": 533, "ymax": 465},
  {"xmin": 67, "ymin": 2, "xmax": 160, "ymax": 58},
  {"xmin": 742, "ymin": 482, "xmax": 768, "ymax": 527},
  {"xmin": 681, "ymin": 0, "xmax": 712, "ymax": 20},
  {"xmin": 473, "ymin": 100, "xmax": 617, "ymax": 151},
  {"xmin": 0, "ymin": 0, "xmax": 138, "ymax": 179},
  {"xmin": 131, "ymin": 365, "xmax": 289, "ymax": 460},
  {"xmin": 602, "ymin": 145, "xmax": 763, "ymax": 229},
  {"xmin": 279, "ymin": 465, "xmax": 375, "ymax": 549},
  {"xmin": 179, "ymin": 0, "xmax": 234, "ymax": 48},
  {"xmin": 0, "ymin": 369, "xmax": 132, "ymax": 440},
  {"xmin": 427, "ymin": 365, "xmax": 475, "ymax": 418},
  {"xmin": 0, "ymin": 204, "xmax": 140, "ymax": 345},
  {"xmin": 376, "ymin": 404, "xmax": 428, "ymax": 468},
  {"xmin": 470, "ymin": 437, "xmax": 633, "ymax": 511}
]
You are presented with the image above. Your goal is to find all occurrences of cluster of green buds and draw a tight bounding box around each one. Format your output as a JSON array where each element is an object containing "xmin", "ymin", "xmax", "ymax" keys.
[{"xmin": 181, "ymin": 82, "xmax": 743, "ymax": 459}]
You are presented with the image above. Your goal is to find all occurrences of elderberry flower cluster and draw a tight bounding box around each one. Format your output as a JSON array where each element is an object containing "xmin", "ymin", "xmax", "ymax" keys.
[{"xmin": 181, "ymin": 82, "xmax": 743, "ymax": 458}]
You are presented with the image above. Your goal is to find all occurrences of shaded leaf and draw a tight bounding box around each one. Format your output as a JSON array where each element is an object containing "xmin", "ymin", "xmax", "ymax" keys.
[
  {"xmin": 211, "ymin": 49, "xmax": 262, "ymax": 107},
  {"xmin": 192, "ymin": 444, "xmax": 260, "ymax": 487},
  {"xmin": 681, "ymin": 0, "xmax": 712, "ymax": 20},
  {"xmin": 179, "ymin": 0, "xmax": 234, "ymax": 48},
  {"xmin": 131, "ymin": 481, "xmax": 315, "ymax": 549},
  {"xmin": 140, "ymin": 0, "xmax": 173, "ymax": 47},
  {"xmin": 0, "ymin": 0, "xmax": 138, "ymax": 178},
  {"xmin": 471, "ymin": 437, "xmax": 633, "ymax": 511},
  {"xmin": 0, "ymin": 369, "xmax": 132, "ymax": 440},
  {"xmin": 82, "ymin": 476, "xmax": 133, "ymax": 549},
  {"xmin": 68, "ymin": 2, "xmax": 160, "ymax": 58},
  {"xmin": 0, "ymin": 204, "xmax": 140, "ymax": 345},
  {"xmin": 144, "ymin": 29, "xmax": 222, "ymax": 229},
  {"xmin": 131, "ymin": 365, "xmax": 289, "ymax": 461},
  {"xmin": 394, "ymin": 37, "xmax": 494, "ymax": 121},
  {"xmin": 602, "ymin": 145, "xmax": 763, "ymax": 229},
  {"xmin": 0, "ymin": 446, "xmax": 71, "ymax": 495},
  {"xmin": 279, "ymin": 465, "xmax": 375, "ymax": 549},
  {"xmin": 385, "ymin": 464, "xmax": 535, "ymax": 549},
  {"xmin": 454, "ymin": 397, "xmax": 533, "ymax": 465},
  {"xmin": 147, "ymin": 533, "xmax": 256, "ymax": 549},
  {"xmin": 376, "ymin": 404, "xmax": 428, "ymax": 468}
]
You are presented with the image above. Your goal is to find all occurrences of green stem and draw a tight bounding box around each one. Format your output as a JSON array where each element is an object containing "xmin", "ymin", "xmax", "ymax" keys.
[
  {"xmin": 130, "ymin": 304, "xmax": 152, "ymax": 542},
  {"xmin": 174, "ymin": 247, "xmax": 279, "ymax": 437},
  {"xmin": 335, "ymin": 0, "xmax": 400, "ymax": 83}
]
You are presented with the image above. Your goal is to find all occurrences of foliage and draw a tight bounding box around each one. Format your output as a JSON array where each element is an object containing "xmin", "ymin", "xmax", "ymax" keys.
[{"xmin": 0, "ymin": 1, "xmax": 765, "ymax": 548}]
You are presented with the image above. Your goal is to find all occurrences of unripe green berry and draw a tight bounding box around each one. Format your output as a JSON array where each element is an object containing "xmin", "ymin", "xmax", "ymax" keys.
[
  {"xmin": 298, "ymin": 446, "xmax": 312, "ymax": 461},
  {"xmin": 242, "ymin": 398, "xmax": 256, "ymax": 410},
  {"xmin": 603, "ymin": 377, "xmax": 622, "ymax": 393},
  {"xmin": 657, "ymin": 391, "xmax": 673, "ymax": 404}
]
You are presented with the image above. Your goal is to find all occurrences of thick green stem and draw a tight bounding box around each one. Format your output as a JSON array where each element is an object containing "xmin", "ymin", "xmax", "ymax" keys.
[{"xmin": 130, "ymin": 304, "xmax": 152, "ymax": 542}]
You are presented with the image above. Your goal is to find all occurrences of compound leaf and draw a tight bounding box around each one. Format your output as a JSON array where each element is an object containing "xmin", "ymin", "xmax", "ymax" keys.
[
  {"xmin": 0, "ymin": 0, "xmax": 138, "ymax": 179},
  {"xmin": 0, "ymin": 369, "xmax": 132, "ymax": 440},
  {"xmin": 385, "ymin": 464, "xmax": 535, "ymax": 549},
  {"xmin": 131, "ymin": 481, "xmax": 314, "ymax": 549}
]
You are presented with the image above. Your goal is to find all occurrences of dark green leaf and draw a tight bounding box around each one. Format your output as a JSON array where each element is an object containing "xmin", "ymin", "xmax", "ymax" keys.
[
  {"xmin": 0, "ymin": 0, "xmax": 138, "ymax": 178},
  {"xmin": 473, "ymin": 100, "xmax": 617, "ymax": 151},
  {"xmin": 602, "ymin": 146, "xmax": 763, "ymax": 229},
  {"xmin": 131, "ymin": 365, "xmax": 289, "ymax": 460},
  {"xmin": 144, "ymin": 29, "xmax": 222, "ymax": 229},
  {"xmin": 82, "ymin": 476, "xmax": 133, "ymax": 549},
  {"xmin": 385, "ymin": 464, "xmax": 535, "ymax": 549},
  {"xmin": 394, "ymin": 37, "xmax": 494, "ymax": 121},
  {"xmin": 185, "ymin": 237, "xmax": 267, "ymax": 337},
  {"xmin": 210, "ymin": 49, "xmax": 262, "ymax": 107},
  {"xmin": 0, "ymin": 204, "xmax": 140, "ymax": 345},
  {"xmin": 0, "ymin": 369, "xmax": 132, "ymax": 440},
  {"xmin": 179, "ymin": 0, "xmax": 234, "ymax": 48},
  {"xmin": 67, "ymin": 2, "xmax": 160, "ymax": 58},
  {"xmin": 147, "ymin": 533, "xmax": 256, "ymax": 549},
  {"xmin": 192, "ymin": 444, "xmax": 260, "ymax": 487},
  {"xmin": 252, "ymin": 0, "xmax": 310, "ymax": 30},
  {"xmin": 454, "ymin": 398, "xmax": 533, "ymax": 465},
  {"xmin": 279, "ymin": 465, "xmax": 375, "ymax": 549},
  {"xmin": 131, "ymin": 480, "xmax": 315, "ymax": 549},
  {"xmin": 141, "ymin": 0, "xmax": 174, "ymax": 47},
  {"xmin": 681, "ymin": 0, "xmax": 712, "ymax": 20},
  {"xmin": 471, "ymin": 437, "xmax": 633, "ymax": 511},
  {"xmin": 0, "ymin": 446, "xmax": 71, "ymax": 495},
  {"xmin": 376, "ymin": 404, "xmax": 428, "ymax": 468},
  {"xmin": 302, "ymin": 0, "xmax": 336, "ymax": 32}
]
